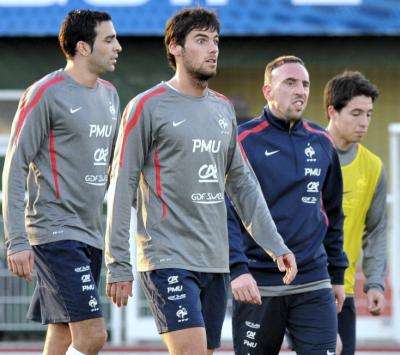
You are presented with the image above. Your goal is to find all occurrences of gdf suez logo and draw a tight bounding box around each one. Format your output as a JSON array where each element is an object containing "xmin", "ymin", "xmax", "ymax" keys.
[{"xmin": 198, "ymin": 164, "xmax": 218, "ymax": 183}]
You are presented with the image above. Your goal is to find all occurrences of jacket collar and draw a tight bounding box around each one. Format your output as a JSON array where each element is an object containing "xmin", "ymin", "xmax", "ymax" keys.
[{"xmin": 262, "ymin": 106, "xmax": 303, "ymax": 132}]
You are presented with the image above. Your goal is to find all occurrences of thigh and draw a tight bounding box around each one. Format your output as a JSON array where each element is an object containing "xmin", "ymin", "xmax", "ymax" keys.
[
  {"xmin": 162, "ymin": 327, "xmax": 207, "ymax": 355},
  {"xmin": 338, "ymin": 297, "xmax": 356, "ymax": 355},
  {"xmin": 139, "ymin": 269, "xmax": 204, "ymax": 334},
  {"xmin": 288, "ymin": 288, "xmax": 337, "ymax": 355},
  {"xmin": 232, "ymin": 297, "xmax": 286, "ymax": 355},
  {"xmin": 200, "ymin": 273, "xmax": 229, "ymax": 350},
  {"xmin": 27, "ymin": 240, "xmax": 103, "ymax": 324}
]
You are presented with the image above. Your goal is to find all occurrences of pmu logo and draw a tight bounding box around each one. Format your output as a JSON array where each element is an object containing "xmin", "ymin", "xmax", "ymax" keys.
[
  {"xmin": 304, "ymin": 168, "xmax": 321, "ymax": 176},
  {"xmin": 305, "ymin": 143, "xmax": 316, "ymax": 162},
  {"xmin": 89, "ymin": 124, "xmax": 113, "ymax": 138},
  {"xmin": 192, "ymin": 139, "xmax": 221, "ymax": 153},
  {"xmin": 198, "ymin": 164, "xmax": 218, "ymax": 183}
]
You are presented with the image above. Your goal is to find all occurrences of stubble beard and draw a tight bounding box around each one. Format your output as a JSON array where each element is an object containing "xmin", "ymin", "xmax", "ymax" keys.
[{"xmin": 183, "ymin": 56, "xmax": 217, "ymax": 87}]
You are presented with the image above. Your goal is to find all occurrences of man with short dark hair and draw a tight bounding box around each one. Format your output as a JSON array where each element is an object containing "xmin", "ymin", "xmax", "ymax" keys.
[
  {"xmin": 325, "ymin": 71, "xmax": 387, "ymax": 355},
  {"xmin": 105, "ymin": 8, "xmax": 296, "ymax": 355},
  {"xmin": 3, "ymin": 9, "xmax": 121, "ymax": 355},
  {"xmin": 228, "ymin": 55, "xmax": 348, "ymax": 355}
]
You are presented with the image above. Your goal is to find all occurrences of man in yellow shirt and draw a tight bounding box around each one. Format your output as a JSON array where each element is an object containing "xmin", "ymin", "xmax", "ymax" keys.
[{"xmin": 325, "ymin": 71, "xmax": 387, "ymax": 355}]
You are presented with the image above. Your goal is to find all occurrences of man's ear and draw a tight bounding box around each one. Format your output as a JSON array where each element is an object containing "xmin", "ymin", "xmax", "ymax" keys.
[
  {"xmin": 262, "ymin": 84, "xmax": 272, "ymax": 101},
  {"xmin": 76, "ymin": 41, "xmax": 92, "ymax": 57},
  {"xmin": 169, "ymin": 41, "xmax": 182, "ymax": 58},
  {"xmin": 327, "ymin": 105, "xmax": 338, "ymax": 121}
]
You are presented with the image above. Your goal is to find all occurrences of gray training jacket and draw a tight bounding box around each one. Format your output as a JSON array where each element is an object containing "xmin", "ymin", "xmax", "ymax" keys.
[
  {"xmin": 105, "ymin": 83, "xmax": 290, "ymax": 283},
  {"xmin": 3, "ymin": 69, "xmax": 120, "ymax": 255}
]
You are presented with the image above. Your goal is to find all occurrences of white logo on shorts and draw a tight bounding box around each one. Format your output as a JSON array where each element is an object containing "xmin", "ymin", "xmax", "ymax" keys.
[
  {"xmin": 168, "ymin": 275, "xmax": 179, "ymax": 285},
  {"xmin": 81, "ymin": 274, "xmax": 91, "ymax": 283},
  {"xmin": 82, "ymin": 284, "xmax": 95, "ymax": 292},
  {"xmin": 176, "ymin": 306, "xmax": 188, "ymax": 323},
  {"xmin": 246, "ymin": 330, "xmax": 256, "ymax": 340},
  {"xmin": 74, "ymin": 265, "xmax": 90, "ymax": 273},
  {"xmin": 88, "ymin": 296, "xmax": 99, "ymax": 312},
  {"xmin": 245, "ymin": 321, "xmax": 260, "ymax": 329}
]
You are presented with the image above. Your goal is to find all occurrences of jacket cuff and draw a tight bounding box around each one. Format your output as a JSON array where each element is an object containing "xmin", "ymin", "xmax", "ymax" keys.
[
  {"xmin": 230, "ymin": 262, "xmax": 250, "ymax": 282},
  {"xmin": 106, "ymin": 262, "xmax": 134, "ymax": 284},
  {"xmin": 329, "ymin": 267, "xmax": 345, "ymax": 285},
  {"xmin": 364, "ymin": 283, "xmax": 384, "ymax": 293},
  {"xmin": 7, "ymin": 239, "xmax": 32, "ymax": 256}
]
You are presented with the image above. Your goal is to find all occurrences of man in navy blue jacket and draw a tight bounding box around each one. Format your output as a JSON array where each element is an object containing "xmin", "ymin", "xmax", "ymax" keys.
[{"xmin": 228, "ymin": 55, "xmax": 348, "ymax": 355}]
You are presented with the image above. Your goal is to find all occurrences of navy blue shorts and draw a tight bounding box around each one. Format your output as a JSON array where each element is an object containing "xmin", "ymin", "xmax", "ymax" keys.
[
  {"xmin": 27, "ymin": 240, "xmax": 103, "ymax": 324},
  {"xmin": 232, "ymin": 288, "xmax": 337, "ymax": 355},
  {"xmin": 139, "ymin": 268, "xmax": 229, "ymax": 349}
]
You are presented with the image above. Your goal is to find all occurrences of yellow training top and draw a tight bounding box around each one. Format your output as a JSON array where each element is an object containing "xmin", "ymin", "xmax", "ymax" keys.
[{"xmin": 341, "ymin": 144, "xmax": 382, "ymax": 295}]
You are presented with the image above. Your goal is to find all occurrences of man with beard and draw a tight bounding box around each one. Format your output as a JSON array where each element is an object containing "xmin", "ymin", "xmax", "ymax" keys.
[
  {"xmin": 2, "ymin": 10, "xmax": 121, "ymax": 355},
  {"xmin": 326, "ymin": 71, "xmax": 387, "ymax": 355},
  {"xmin": 228, "ymin": 55, "xmax": 348, "ymax": 355},
  {"xmin": 104, "ymin": 8, "xmax": 297, "ymax": 355}
]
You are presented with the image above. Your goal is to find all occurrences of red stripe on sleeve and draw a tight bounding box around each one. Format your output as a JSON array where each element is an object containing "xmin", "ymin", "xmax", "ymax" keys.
[
  {"xmin": 209, "ymin": 89, "xmax": 230, "ymax": 102},
  {"xmin": 49, "ymin": 129, "xmax": 60, "ymax": 199},
  {"xmin": 320, "ymin": 193, "xmax": 329, "ymax": 226},
  {"xmin": 238, "ymin": 121, "xmax": 270, "ymax": 142},
  {"xmin": 98, "ymin": 78, "xmax": 116, "ymax": 90},
  {"xmin": 153, "ymin": 148, "xmax": 168, "ymax": 218},
  {"xmin": 119, "ymin": 86, "xmax": 166, "ymax": 167},
  {"xmin": 13, "ymin": 75, "xmax": 65, "ymax": 145},
  {"xmin": 303, "ymin": 121, "xmax": 335, "ymax": 147}
]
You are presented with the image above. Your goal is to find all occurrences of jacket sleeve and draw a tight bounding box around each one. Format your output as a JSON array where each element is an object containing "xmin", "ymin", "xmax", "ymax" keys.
[
  {"xmin": 362, "ymin": 167, "xmax": 387, "ymax": 292},
  {"xmin": 322, "ymin": 148, "xmax": 348, "ymax": 284},
  {"xmin": 226, "ymin": 195, "xmax": 250, "ymax": 281},
  {"xmin": 225, "ymin": 116, "xmax": 290, "ymax": 260},
  {"xmin": 105, "ymin": 96, "xmax": 153, "ymax": 283},
  {"xmin": 2, "ymin": 86, "xmax": 51, "ymax": 255}
]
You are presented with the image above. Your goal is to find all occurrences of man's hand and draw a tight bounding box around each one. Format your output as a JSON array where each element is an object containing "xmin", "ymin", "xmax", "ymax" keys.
[
  {"xmin": 106, "ymin": 281, "xmax": 133, "ymax": 307},
  {"xmin": 276, "ymin": 253, "xmax": 297, "ymax": 285},
  {"xmin": 231, "ymin": 273, "xmax": 261, "ymax": 305},
  {"xmin": 332, "ymin": 284, "xmax": 345, "ymax": 313},
  {"xmin": 367, "ymin": 288, "xmax": 385, "ymax": 316},
  {"xmin": 7, "ymin": 250, "xmax": 34, "ymax": 282}
]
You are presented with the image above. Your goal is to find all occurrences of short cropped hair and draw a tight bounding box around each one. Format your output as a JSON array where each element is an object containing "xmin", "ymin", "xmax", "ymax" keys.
[
  {"xmin": 324, "ymin": 71, "xmax": 379, "ymax": 119},
  {"xmin": 164, "ymin": 7, "xmax": 220, "ymax": 70},
  {"xmin": 264, "ymin": 55, "xmax": 305, "ymax": 85},
  {"xmin": 59, "ymin": 9, "xmax": 111, "ymax": 59}
]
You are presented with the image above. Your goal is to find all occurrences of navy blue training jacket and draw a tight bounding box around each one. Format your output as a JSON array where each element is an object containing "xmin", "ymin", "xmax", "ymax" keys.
[{"xmin": 228, "ymin": 107, "xmax": 348, "ymax": 286}]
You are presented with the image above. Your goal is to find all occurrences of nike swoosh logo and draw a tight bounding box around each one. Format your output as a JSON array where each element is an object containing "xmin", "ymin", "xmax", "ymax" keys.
[
  {"xmin": 173, "ymin": 119, "xmax": 186, "ymax": 127},
  {"xmin": 70, "ymin": 107, "xmax": 82, "ymax": 114},
  {"xmin": 343, "ymin": 191, "xmax": 351, "ymax": 195},
  {"xmin": 265, "ymin": 149, "xmax": 279, "ymax": 157}
]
